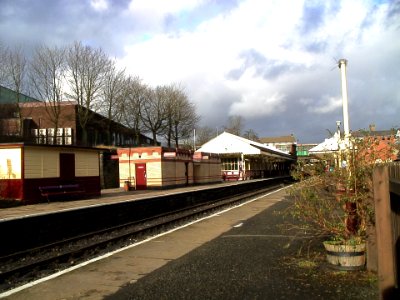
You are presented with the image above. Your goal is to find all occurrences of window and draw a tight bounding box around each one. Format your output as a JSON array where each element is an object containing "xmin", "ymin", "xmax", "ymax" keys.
[{"xmin": 221, "ymin": 158, "xmax": 239, "ymax": 171}]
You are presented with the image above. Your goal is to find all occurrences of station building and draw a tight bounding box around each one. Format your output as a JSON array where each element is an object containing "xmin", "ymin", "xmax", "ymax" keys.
[
  {"xmin": 117, "ymin": 147, "xmax": 221, "ymax": 190},
  {"xmin": 0, "ymin": 143, "xmax": 101, "ymax": 204},
  {"xmin": 259, "ymin": 134, "xmax": 297, "ymax": 154},
  {"xmin": 0, "ymin": 85, "xmax": 157, "ymax": 189},
  {"xmin": 309, "ymin": 125, "xmax": 400, "ymax": 164},
  {"xmin": 196, "ymin": 132, "xmax": 296, "ymax": 180}
]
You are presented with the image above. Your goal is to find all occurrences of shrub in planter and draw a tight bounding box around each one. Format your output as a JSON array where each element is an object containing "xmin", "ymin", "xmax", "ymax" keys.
[{"xmin": 288, "ymin": 133, "xmax": 398, "ymax": 269}]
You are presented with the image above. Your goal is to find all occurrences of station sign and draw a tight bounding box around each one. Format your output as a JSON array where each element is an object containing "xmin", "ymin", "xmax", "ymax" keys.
[{"xmin": 163, "ymin": 152, "xmax": 176, "ymax": 158}]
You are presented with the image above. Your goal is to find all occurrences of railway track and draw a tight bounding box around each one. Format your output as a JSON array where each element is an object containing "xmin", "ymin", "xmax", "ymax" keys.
[{"xmin": 0, "ymin": 180, "xmax": 288, "ymax": 293}]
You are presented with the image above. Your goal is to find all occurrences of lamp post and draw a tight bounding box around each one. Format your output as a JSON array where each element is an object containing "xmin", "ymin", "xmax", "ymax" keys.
[{"xmin": 338, "ymin": 59, "xmax": 350, "ymax": 143}]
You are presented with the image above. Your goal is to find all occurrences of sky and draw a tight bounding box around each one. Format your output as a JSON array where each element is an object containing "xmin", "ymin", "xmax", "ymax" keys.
[{"xmin": 1, "ymin": 0, "xmax": 399, "ymax": 143}]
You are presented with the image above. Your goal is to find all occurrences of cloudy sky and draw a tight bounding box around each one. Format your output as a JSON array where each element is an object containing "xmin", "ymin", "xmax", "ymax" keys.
[{"xmin": 1, "ymin": 0, "xmax": 399, "ymax": 143}]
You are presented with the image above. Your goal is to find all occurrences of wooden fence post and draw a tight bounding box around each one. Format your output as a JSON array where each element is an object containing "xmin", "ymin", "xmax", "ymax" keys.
[{"xmin": 373, "ymin": 165, "xmax": 396, "ymax": 299}]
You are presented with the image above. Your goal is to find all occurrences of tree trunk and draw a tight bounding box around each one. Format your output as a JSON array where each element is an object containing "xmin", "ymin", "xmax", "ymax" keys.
[
  {"xmin": 152, "ymin": 131, "xmax": 157, "ymax": 145},
  {"xmin": 81, "ymin": 128, "xmax": 88, "ymax": 146}
]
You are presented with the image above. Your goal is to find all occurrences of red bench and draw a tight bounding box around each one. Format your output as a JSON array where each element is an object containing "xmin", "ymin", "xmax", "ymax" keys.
[
  {"xmin": 39, "ymin": 184, "xmax": 85, "ymax": 203},
  {"xmin": 222, "ymin": 172, "xmax": 240, "ymax": 181}
]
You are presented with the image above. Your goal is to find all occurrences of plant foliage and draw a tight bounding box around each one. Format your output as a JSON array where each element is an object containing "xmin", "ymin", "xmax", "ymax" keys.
[{"xmin": 288, "ymin": 133, "xmax": 399, "ymax": 243}]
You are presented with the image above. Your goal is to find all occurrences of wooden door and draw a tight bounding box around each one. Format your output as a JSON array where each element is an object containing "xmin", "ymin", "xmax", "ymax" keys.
[
  {"xmin": 135, "ymin": 163, "xmax": 147, "ymax": 190},
  {"xmin": 60, "ymin": 153, "xmax": 75, "ymax": 181}
]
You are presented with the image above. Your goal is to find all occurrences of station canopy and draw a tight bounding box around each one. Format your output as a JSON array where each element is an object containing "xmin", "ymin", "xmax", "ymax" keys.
[{"xmin": 196, "ymin": 131, "xmax": 295, "ymax": 161}]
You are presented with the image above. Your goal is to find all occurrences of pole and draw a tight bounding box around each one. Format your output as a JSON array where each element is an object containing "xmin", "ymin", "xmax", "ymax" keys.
[
  {"xmin": 338, "ymin": 59, "xmax": 357, "ymax": 236},
  {"xmin": 193, "ymin": 128, "xmax": 196, "ymax": 151},
  {"xmin": 338, "ymin": 59, "xmax": 350, "ymax": 139}
]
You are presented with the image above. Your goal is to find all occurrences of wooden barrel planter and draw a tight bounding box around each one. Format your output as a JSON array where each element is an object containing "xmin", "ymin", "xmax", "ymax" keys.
[{"xmin": 323, "ymin": 241, "xmax": 366, "ymax": 270}]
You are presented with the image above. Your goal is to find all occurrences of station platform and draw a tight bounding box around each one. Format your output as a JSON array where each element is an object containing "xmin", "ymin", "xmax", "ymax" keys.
[{"xmin": 3, "ymin": 187, "xmax": 377, "ymax": 300}]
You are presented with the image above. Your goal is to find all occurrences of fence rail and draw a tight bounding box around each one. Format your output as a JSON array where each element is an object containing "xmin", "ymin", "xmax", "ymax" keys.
[{"xmin": 373, "ymin": 162, "xmax": 400, "ymax": 299}]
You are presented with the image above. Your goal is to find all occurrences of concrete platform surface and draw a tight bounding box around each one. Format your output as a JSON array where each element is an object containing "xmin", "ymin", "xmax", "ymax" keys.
[{"xmin": 3, "ymin": 188, "xmax": 378, "ymax": 300}]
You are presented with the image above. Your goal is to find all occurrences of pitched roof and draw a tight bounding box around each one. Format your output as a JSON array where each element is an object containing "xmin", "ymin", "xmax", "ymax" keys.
[
  {"xmin": 196, "ymin": 131, "xmax": 294, "ymax": 160},
  {"xmin": 308, "ymin": 134, "xmax": 340, "ymax": 154},
  {"xmin": 260, "ymin": 135, "xmax": 296, "ymax": 144},
  {"xmin": 0, "ymin": 85, "xmax": 40, "ymax": 104},
  {"xmin": 352, "ymin": 129, "xmax": 400, "ymax": 138}
]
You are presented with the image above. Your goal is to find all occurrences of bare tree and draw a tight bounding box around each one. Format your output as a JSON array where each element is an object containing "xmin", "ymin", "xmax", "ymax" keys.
[
  {"xmin": 140, "ymin": 86, "xmax": 168, "ymax": 145},
  {"xmin": 0, "ymin": 43, "xmax": 7, "ymax": 85},
  {"xmin": 224, "ymin": 115, "xmax": 244, "ymax": 136},
  {"xmin": 243, "ymin": 129, "xmax": 260, "ymax": 142},
  {"xmin": 120, "ymin": 76, "xmax": 147, "ymax": 145},
  {"xmin": 163, "ymin": 84, "xmax": 199, "ymax": 148},
  {"xmin": 66, "ymin": 41, "xmax": 111, "ymax": 145},
  {"xmin": 29, "ymin": 45, "xmax": 67, "ymax": 142},
  {"xmin": 195, "ymin": 126, "xmax": 216, "ymax": 147},
  {"xmin": 2, "ymin": 46, "xmax": 28, "ymax": 136},
  {"xmin": 99, "ymin": 60, "xmax": 126, "ymax": 145}
]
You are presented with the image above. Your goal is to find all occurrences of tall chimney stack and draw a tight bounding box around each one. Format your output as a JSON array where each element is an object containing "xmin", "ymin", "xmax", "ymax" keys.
[{"xmin": 338, "ymin": 59, "xmax": 350, "ymax": 139}]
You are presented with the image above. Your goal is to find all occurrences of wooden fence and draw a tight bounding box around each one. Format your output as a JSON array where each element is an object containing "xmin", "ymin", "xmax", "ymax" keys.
[{"xmin": 373, "ymin": 162, "xmax": 400, "ymax": 299}]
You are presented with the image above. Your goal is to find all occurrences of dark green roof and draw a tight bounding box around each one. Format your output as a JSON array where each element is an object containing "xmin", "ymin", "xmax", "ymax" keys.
[{"xmin": 0, "ymin": 85, "xmax": 41, "ymax": 104}]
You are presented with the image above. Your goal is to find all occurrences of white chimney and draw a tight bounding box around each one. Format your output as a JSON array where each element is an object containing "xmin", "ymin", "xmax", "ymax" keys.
[{"xmin": 338, "ymin": 59, "xmax": 350, "ymax": 139}]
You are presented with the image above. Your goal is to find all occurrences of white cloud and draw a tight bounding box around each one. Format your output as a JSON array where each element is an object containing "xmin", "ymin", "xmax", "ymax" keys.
[
  {"xmin": 90, "ymin": 0, "xmax": 108, "ymax": 11},
  {"xmin": 120, "ymin": 0, "xmax": 308, "ymax": 85},
  {"xmin": 230, "ymin": 91, "xmax": 287, "ymax": 118},
  {"xmin": 128, "ymin": 0, "xmax": 203, "ymax": 15},
  {"xmin": 308, "ymin": 95, "xmax": 342, "ymax": 114},
  {"xmin": 126, "ymin": 0, "xmax": 205, "ymax": 32},
  {"xmin": 1, "ymin": 0, "xmax": 398, "ymax": 142},
  {"xmin": 117, "ymin": 0, "xmax": 399, "ymax": 142}
]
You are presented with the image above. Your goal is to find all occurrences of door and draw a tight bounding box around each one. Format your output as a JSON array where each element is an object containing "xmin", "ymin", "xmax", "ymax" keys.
[
  {"xmin": 135, "ymin": 163, "xmax": 147, "ymax": 190},
  {"xmin": 60, "ymin": 153, "xmax": 75, "ymax": 182}
]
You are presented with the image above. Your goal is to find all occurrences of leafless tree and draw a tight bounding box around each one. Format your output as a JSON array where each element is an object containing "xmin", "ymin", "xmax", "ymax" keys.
[
  {"xmin": 140, "ymin": 86, "xmax": 168, "ymax": 145},
  {"xmin": 99, "ymin": 60, "xmax": 126, "ymax": 145},
  {"xmin": 224, "ymin": 115, "xmax": 244, "ymax": 136},
  {"xmin": 29, "ymin": 45, "xmax": 68, "ymax": 142},
  {"xmin": 120, "ymin": 76, "xmax": 147, "ymax": 145},
  {"xmin": 243, "ymin": 129, "xmax": 260, "ymax": 142},
  {"xmin": 0, "ymin": 43, "xmax": 7, "ymax": 85},
  {"xmin": 1, "ymin": 46, "xmax": 28, "ymax": 136},
  {"xmin": 195, "ymin": 126, "xmax": 216, "ymax": 147},
  {"xmin": 65, "ymin": 41, "xmax": 111, "ymax": 145},
  {"xmin": 163, "ymin": 84, "xmax": 199, "ymax": 148}
]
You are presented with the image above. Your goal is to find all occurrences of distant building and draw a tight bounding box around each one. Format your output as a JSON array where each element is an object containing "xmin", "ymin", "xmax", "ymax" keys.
[
  {"xmin": 296, "ymin": 143, "xmax": 318, "ymax": 157},
  {"xmin": 259, "ymin": 135, "xmax": 297, "ymax": 154},
  {"xmin": 0, "ymin": 85, "xmax": 156, "ymax": 147},
  {"xmin": 0, "ymin": 85, "xmax": 157, "ymax": 189},
  {"xmin": 309, "ymin": 124, "xmax": 400, "ymax": 162},
  {"xmin": 0, "ymin": 85, "xmax": 40, "ymax": 104},
  {"xmin": 0, "ymin": 143, "xmax": 101, "ymax": 204},
  {"xmin": 196, "ymin": 132, "xmax": 295, "ymax": 180},
  {"xmin": 308, "ymin": 132, "xmax": 341, "ymax": 155},
  {"xmin": 351, "ymin": 124, "xmax": 400, "ymax": 141},
  {"xmin": 117, "ymin": 146, "xmax": 221, "ymax": 190}
]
